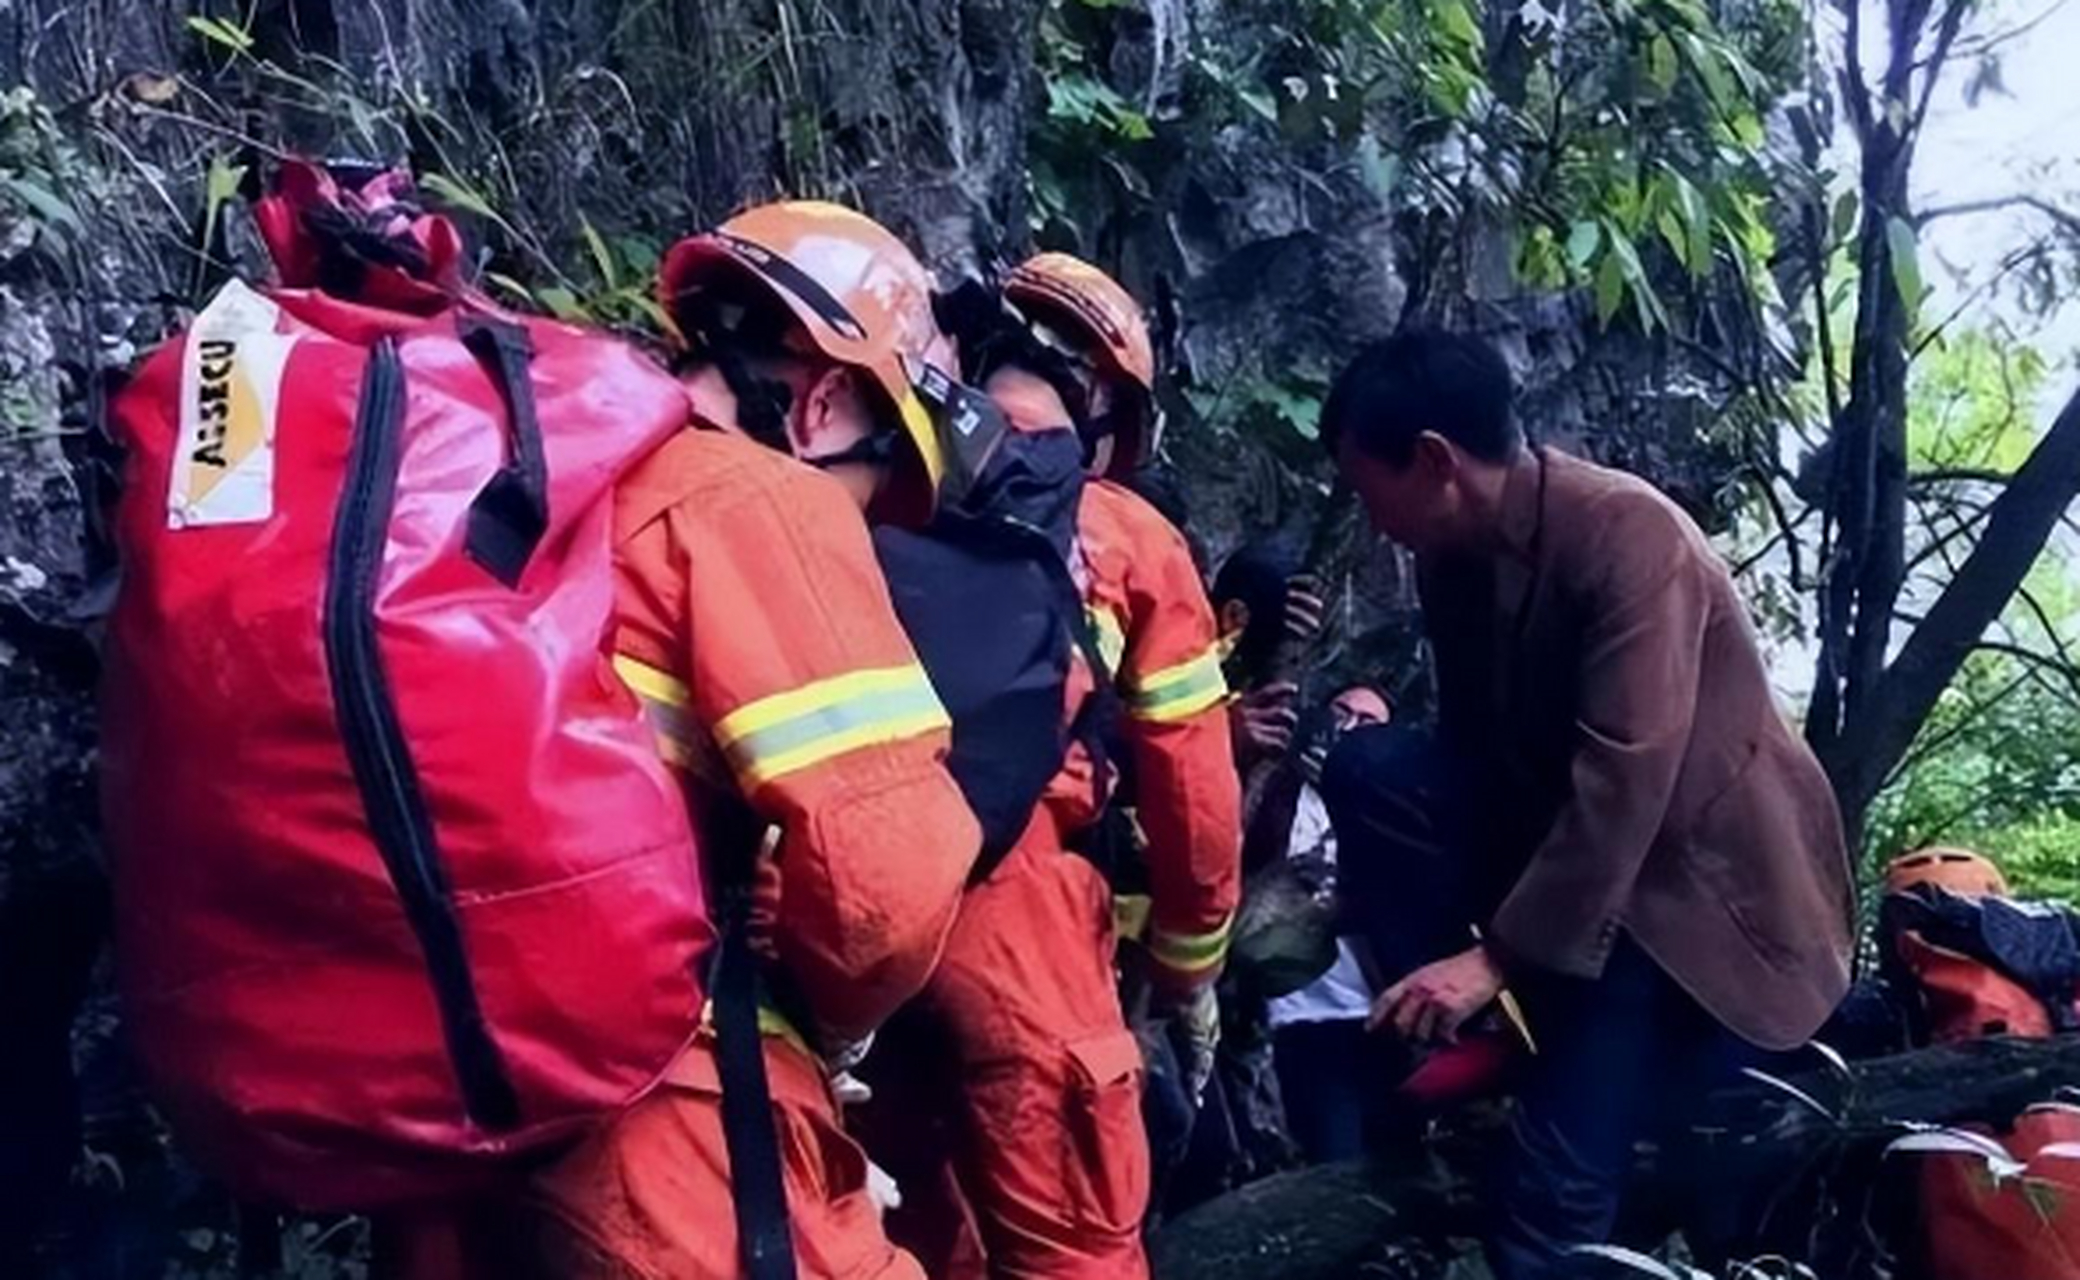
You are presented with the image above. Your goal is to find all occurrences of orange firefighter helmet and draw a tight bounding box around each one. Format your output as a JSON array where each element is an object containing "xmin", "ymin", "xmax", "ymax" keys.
[
  {"xmin": 659, "ymin": 201, "xmax": 951, "ymax": 524},
  {"xmin": 1886, "ymin": 847, "xmax": 2010, "ymax": 899},
  {"xmin": 1004, "ymin": 252, "xmax": 1158, "ymax": 476}
]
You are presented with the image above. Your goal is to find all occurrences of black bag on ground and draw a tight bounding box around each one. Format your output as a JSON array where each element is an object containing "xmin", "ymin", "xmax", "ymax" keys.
[{"xmin": 874, "ymin": 425, "xmax": 1116, "ymax": 880}]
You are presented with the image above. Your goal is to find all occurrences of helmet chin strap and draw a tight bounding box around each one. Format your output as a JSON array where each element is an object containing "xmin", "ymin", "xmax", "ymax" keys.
[
  {"xmin": 802, "ymin": 431, "xmax": 897, "ymax": 471},
  {"xmin": 692, "ymin": 339, "xmax": 796, "ymax": 455}
]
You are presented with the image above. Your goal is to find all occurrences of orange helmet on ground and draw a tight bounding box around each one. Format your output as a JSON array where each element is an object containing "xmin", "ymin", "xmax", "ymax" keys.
[
  {"xmin": 1885, "ymin": 847, "xmax": 2010, "ymax": 899},
  {"xmin": 658, "ymin": 201, "xmax": 952, "ymax": 524},
  {"xmin": 1004, "ymin": 253, "xmax": 1157, "ymax": 477}
]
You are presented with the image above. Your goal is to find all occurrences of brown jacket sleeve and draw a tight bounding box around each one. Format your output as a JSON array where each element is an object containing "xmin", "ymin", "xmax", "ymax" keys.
[{"xmin": 1488, "ymin": 491, "xmax": 1712, "ymax": 978}]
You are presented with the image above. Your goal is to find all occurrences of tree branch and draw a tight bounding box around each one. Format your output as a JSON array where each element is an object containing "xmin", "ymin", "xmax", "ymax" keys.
[
  {"xmin": 1911, "ymin": 239, "xmax": 2061, "ymax": 361},
  {"xmin": 1935, "ymin": 0, "xmax": 2074, "ymax": 64},
  {"xmin": 1911, "ymin": 0, "xmax": 1973, "ymax": 136},
  {"xmin": 1916, "ymin": 195, "xmax": 2080, "ymax": 238},
  {"xmin": 1880, "ymin": 659, "xmax": 2029, "ymax": 792},
  {"xmin": 1842, "ymin": 0, "xmax": 1875, "ymax": 144},
  {"xmin": 1830, "ymin": 384, "xmax": 2080, "ymax": 816},
  {"xmin": 1972, "ymin": 638, "xmax": 2080, "ymax": 693},
  {"xmin": 1910, "ymin": 467, "xmax": 2013, "ymax": 488}
]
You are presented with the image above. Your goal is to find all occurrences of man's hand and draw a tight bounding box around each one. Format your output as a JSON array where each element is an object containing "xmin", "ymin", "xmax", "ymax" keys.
[
  {"xmin": 1368, "ymin": 944, "xmax": 1505, "ymax": 1046},
  {"xmin": 1282, "ymin": 575, "xmax": 1327, "ymax": 644},
  {"xmin": 1232, "ymin": 681, "xmax": 1300, "ymax": 759}
]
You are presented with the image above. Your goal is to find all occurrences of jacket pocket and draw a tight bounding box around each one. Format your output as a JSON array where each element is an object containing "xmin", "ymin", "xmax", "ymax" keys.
[
  {"xmin": 1681, "ymin": 734, "xmax": 1764, "ymax": 851},
  {"xmin": 1061, "ymin": 1029, "xmax": 1150, "ymax": 1238}
]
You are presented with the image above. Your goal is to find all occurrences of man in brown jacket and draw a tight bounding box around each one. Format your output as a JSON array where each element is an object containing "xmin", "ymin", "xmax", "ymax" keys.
[{"xmin": 1317, "ymin": 331, "xmax": 1856, "ymax": 1277}]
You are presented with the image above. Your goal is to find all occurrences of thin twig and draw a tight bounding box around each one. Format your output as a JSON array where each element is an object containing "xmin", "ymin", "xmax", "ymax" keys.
[
  {"xmin": 1931, "ymin": 0, "xmax": 2074, "ymax": 65},
  {"xmin": 1916, "ymin": 195, "xmax": 2080, "ymax": 238},
  {"xmin": 127, "ymin": 103, "xmax": 291, "ymax": 159}
]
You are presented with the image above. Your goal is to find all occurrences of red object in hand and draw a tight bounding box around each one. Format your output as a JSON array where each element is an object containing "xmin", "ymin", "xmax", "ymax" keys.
[{"xmin": 1395, "ymin": 1029, "xmax": 1520, "ymax": 1109}]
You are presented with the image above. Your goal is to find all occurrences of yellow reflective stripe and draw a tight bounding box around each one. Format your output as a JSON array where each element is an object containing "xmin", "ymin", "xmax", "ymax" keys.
[
  {"xmin": 734, "ymin": 707, "xmax": 949, "ymax": 788},
  {"xmin": 1088, "ymin": 605, "xmax": 1127, "ymax": 674},
  {"xmin": 1126, "ymin": 645, "xmax": 1228, "ymax": 723},
  {"xmin": 1113, "ymin": 893, "xmax": 1153, "ymax": 943},
  {"xmin": 700, "ymin": 999, "xmax": 817, "ymax": 1061},
  {"xmin": 714, "ymin": 666, "xmax": 924, "ymax": 745},
  {"xmin": 715, "ymin": 664, "xmax": 949, "ymax": 789},
  {"xmin": 615, "ymin": 654, "xmax": 698, "ymax": 771},
  {"xmin": 613, "ymin": 653, "xmax": 691, "ymax": 707},
  {"xmin": 1147, "ymin": 913, "xmax": 1235, "ymax": 975}
]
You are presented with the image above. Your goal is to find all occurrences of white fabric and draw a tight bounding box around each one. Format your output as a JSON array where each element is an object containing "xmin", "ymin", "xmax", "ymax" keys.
[{"xmin": 1267, "ymin": 786, "xmax": 1375, "ymax": 1028}]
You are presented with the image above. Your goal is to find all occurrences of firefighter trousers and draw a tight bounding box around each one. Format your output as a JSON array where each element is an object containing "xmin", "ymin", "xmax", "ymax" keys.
[
  {"xmin": 522, "ymin": 1031, "xmax": 924, "ymax": 1280},
  {"xmin": 863, "ymin": 834, "xmax": 1152, "ymax": 1280}
]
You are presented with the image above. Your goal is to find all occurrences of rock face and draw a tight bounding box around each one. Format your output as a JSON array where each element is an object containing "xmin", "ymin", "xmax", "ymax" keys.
[{"xmin": 0, "ymin": 0, "xmax": 1052, "ymax": 891}]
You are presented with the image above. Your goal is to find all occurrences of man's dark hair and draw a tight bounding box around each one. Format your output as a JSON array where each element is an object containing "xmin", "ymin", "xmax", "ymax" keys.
[
  {"xmin": 1212, "ymin": 537, "xmax": 1301, "ymax": 683},
  {"xmin": 1318, "ymin": 330, "xmax": 1520, "ymax": 466}
]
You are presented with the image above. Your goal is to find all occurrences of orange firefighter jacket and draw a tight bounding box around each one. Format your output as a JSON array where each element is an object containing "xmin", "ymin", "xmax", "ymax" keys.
[
  {"xmin": 1052, "ymin": 478, "xmax": 1243, "ymax": 993},
  {"xmin": 610, "ymin": 424, "xmax": 980, "ymax": 1043}
]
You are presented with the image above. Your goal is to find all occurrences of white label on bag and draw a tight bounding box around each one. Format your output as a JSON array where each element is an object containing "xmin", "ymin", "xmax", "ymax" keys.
[{"xmin": 169, "ymin": 279, "xmax": 298, "ymax": 529}]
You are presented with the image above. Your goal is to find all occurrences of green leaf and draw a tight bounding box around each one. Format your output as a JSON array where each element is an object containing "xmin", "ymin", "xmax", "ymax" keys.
[
  {"xmin": 0, "ymin": 175, "xmax": 81, "ymax": 236},
  {"xmin": 1566, "ymin": 220, "xmax": 1602, "ymax": 269},
  {"xmin": 1114, "ymin": 108, "xmax": 1154, "ymax": 141},
  {"xmin": 483, "ymin": 271, "xmax": 536, "ymax": 304},
  {"xmin": 200, "ymin": 153, "xmax": 247, "ymax": 251},
  {"xmin": 1516, "ymin": 226, "xmax": 1564, "ymax": 289},
  {"xmin": 1603, "ymin": 224, "xmax": 1666, "ymax": 333},
  {"xmin": 1728, "ymin": 109, "xmax": 1767, "ymax": 150},
  {"xmin": 1605, "ymin": 224, "xmax": 1647, "ymax": 285},
  {"xmin": 626, "ymin": 295, "xmax": 675, "ymax": 333},
  {"xmin": 1679, "ymin": 33, "xmax": 1738, "ymax": 113},
  {"xmin": 1646, "ymin": 35, "xmax": 1679, "ymax": 94},
  {"xmin": 1237, "ymin": 86, "xmax": 1280, "ymax": 125},
  {"xmin": 1262, "ymin": 382, "xmax": 1323, "ymax": 438},
  {"xmin": 1831, "ymin": 191, "xmax": 1861, "ymax": 245},
  {"xmin": 1886, "ymin": 215, "xmax": 1926, "ymax": 313},
  {"xmin": 1658, "ymin": 0, "xmax": 1712, "ymax": 30},
  {"xmin": 1656, "ymin": 206, "xmax": 1689, "ymax": 270},
  {"xmin": 534, "ymin": 286, "xmax": 593, "ymax": 323},
  {"xmin": 1046, "ymin": 76, "xmax": 1101, "ymax": 125},
  {"xmin": 1670, "ymin": 171, "xmax": 1713, "ymax": 275},
  {"xmin": 1432, "ymin": 0, "xmax": 1484, "ymax": 51},
  {"xmin": 614, "ymin": 235, "xmax": 662, "ymax": 275},
  {"xmin": 579, "ymin": 218, "xmax": 618, "ymax": 291},
  {"xmin": 1356, "ymin": 135, "xmax": 1402, "ymax": 200},
  {"xmin": 420, "ymin": 172, "xmax": 501, "ymax": 222},
  {"xmin": 205, "ymin": 155, "xmax": 246, "ymax": 209},
  {"xmin": 186, "ymin": 15, "xmax": 255, "ymax": 54},
  {"xmin": 1101, "ymin": 154, "xmax": 1153, "ymax": 201},
  {"xmin": 1594, "ymin": 251, "xmax": 1627, "ymax": 326},
  {"xmin": 2022, "ymin": 1178, "xmax": 2063, "ymax": 1226}
]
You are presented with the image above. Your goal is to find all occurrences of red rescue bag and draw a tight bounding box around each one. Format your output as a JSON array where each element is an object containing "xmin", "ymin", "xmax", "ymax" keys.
[
  {"xmin": 1919, "ymin": 1103, "xmax": 2080, "ymax": 1279},
  {"xmin": 102, "ymin": 163, "xmax": 707, "ymax": 1209}
]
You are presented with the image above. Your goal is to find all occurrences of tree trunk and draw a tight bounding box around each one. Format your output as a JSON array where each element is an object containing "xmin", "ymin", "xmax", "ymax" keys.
[
  {"xmin": 1830, "ymin": 387, "xmax": 2080, "ymax": 819},
  {"xmin": 1152, "ymin": 1036, "xmax": 2080, "ymax": 1280}
]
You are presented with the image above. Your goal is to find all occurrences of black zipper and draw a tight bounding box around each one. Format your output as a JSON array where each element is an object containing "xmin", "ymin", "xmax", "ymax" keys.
[{"xmin": 324, "ymin": 337, "xmax": 520, "ymax": 1132}]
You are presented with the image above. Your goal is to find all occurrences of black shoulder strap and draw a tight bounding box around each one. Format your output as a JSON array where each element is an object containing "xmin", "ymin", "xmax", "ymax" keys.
[
  {"xmin": 457, "ymin": 315, "xmax": 550, "ymax": 588},
  {"xmin": 1045, "ymin": 543, "xmax": 1122, "ymax": 816},
  {"xmin": 708, "ymin": 821, "xmax": 799, "ymax": 1280},
  {"xmin": 939, "ymin": 505, "xmax": 1122, "ymax": 817}
]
